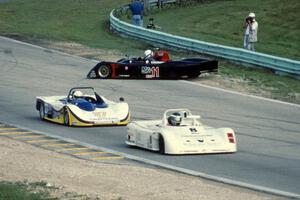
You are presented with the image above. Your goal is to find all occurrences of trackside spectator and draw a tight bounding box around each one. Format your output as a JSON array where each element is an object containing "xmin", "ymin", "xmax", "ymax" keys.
[
  {"xmin": 243, "ymin": 12, "xmax": 258, "ymax": 51},
  {"xmin": 146, "ymin": 17, "xmax": 162, "ymax": 30},
  {"xmin": 129, "ymin": 0, "xmax": 144, "ymax": 27}
]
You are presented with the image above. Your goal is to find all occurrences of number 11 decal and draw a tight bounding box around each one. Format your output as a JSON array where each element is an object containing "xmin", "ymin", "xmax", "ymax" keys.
[{"xmin": 151, "ymin": 67, "xmax": 160, "ymax": 78}]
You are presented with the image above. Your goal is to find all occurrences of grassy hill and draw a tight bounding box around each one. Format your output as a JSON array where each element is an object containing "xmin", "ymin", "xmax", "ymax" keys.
[
  {"xmin": 0, "ymin": 0, "xmax": 147, "ymax": 54},
  {"xmin": 142, "ymin": 0, "xmax": 300, "ymax": 60}
]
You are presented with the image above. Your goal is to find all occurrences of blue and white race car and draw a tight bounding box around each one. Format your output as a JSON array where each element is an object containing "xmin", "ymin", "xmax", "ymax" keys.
[{"xmin": 36, "ymin": 87, "xmax": 130, "ymax": 126}]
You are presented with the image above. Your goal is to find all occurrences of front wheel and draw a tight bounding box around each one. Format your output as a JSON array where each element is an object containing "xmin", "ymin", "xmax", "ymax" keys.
[
  {"xmin": 64, "ymin": 109, "xmax": 70, "ymax": 126},
  {"xmin": 39, "ymin": 102, "xmax": 45, "ymax": 119},
  {"xmin": 97, "ymin": 65, "xmax": 112, "ymax": 79}
]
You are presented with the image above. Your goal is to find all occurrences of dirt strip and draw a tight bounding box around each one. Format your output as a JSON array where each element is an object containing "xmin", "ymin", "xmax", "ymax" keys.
[{"xmin": 0, "ymin": 137, "xmax": 286, "ymax": 200}]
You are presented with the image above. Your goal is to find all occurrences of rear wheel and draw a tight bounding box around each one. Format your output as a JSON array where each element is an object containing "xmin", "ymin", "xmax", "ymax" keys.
[
  {"xmin": 64, "ymin": 109, "xmax": 70, "ymax": 126},
  {"xmin": 158, "ymin": 134, "xmax": 165, "ymax": 154},
  {"xmin": 97, "ymin": 65, "xmax": 112, "ymax": 79},
  {"xmin": 39, "ymin": 102, "xmax": 45, "ymax": 119}
]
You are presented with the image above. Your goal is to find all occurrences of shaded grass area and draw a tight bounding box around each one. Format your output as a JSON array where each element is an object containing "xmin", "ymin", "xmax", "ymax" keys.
[
  {"xmin": 143, "ymin": 0, "xmax": 300, "ymax": 60},
  {"xmin": 0, "ymin": 180, "xmax": 108, "ymax": 200},
  {"xmin": 0, "ymin": 181, "xmax": 57, "ymax": 200}
]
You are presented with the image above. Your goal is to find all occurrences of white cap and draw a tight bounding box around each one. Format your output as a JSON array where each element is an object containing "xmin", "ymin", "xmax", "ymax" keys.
[{"xmin": 248, "ymin": 12, "xmax": 255, "ymax": 18}]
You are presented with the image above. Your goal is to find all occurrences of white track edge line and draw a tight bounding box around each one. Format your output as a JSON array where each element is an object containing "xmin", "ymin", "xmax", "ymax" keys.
[
  {"xmin": 0, "ymin": 36, "xmax": 99, "ymax": 63},
  {"xmin": 180, "ymin": 80, "xmax": 300, "ymax": 108}
]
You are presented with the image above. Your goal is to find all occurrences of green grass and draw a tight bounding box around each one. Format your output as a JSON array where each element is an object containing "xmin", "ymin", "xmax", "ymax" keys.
[
  {"xmin": 0, "ymin": 181, "xmax": 108, "ymax": 200},
  {"xmin": 1, "ymin": 0, "xmax": 299, "ymax": 58},
  {"xmin": 0, "ymin": 0, "xmax": 148, "ymax": 54},
  {"xmin": 0, "ymin": 0, "xmax": 299, "ymax": 58},
  {"xmin": 142, "ymin": 0, "xmax": 300, "ymax": 60},
  {"xmin": 0, "ymin": 181, "xmax": 57, "ymax": 200}
]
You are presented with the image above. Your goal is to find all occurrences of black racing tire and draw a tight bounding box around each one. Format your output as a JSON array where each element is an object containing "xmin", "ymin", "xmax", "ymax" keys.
[
  {"xmin": 64, "ymin": 108, "xmax": 70, "ymax": 126},
  {"xmin": 97, "ymin": 65, "xmax": 112, "ymax": 79},
  {"xmin": 39, "ymin": 102, "xmax": 45, "ymax": 119},
  {"xmin": 158, "ymin": 134, "xmax": 165, "ymax": 154}
]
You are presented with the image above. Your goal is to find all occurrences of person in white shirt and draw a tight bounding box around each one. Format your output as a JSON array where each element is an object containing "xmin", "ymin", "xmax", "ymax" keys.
[{"xmin": 243, "ymin": 12, "xmax": 258, "ymax": 51}]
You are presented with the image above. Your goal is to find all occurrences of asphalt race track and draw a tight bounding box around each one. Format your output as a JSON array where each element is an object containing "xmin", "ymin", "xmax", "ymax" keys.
[{"xmin": 1, "ymin": 37, "xmax": 300, "ymax": 197}]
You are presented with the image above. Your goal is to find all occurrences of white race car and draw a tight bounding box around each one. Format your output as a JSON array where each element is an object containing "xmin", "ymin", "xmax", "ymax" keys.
[
  {"xmin": 126, "ymin": 109, "xmax": 237, "ymax": 154},
  {"xmin": 36, "ymin": 87, "xmax": 130, "ymax": 126}
]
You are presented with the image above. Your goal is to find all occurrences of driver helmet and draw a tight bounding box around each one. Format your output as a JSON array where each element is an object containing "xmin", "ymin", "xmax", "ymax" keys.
[
  {"xmin": 144, "ymin": 49, "xmax": 153, "ymax": 59},
  {"xmin": 168, "ymin": 112, "xmax": 182, "ymax": 126},
  {"xmin": 73, "ymin": 90, "xmax": 83, "ymax": 98}
]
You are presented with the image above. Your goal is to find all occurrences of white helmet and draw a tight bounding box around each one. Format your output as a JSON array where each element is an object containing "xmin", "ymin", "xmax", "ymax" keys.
[
  {"xmin": 248, "ymin": 12, "xmax": 255, "ymax": 18},
  {"xmin": 168, "ymin": 112, "xmax": 182, "ymax": 126},
  {"xmin": 73, "ymin": 90, "xmax": 83, "ymax": 98},
  {"xmin": 144, "ymin": 49, "xmax": 153, "ymax": 58}
]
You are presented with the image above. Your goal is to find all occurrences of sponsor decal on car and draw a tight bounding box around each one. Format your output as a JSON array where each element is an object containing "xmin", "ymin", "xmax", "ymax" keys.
[
  {"xmin": 93, "ymin": 112, "xmax": 106, "ymax": 118},
  {"xmin": 141, "ymin": 66, "xmax": 152, "ymax": 74},
  {"xmin": 142, "ymin": 66, "xmax": 160, "ymax": 78}
]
